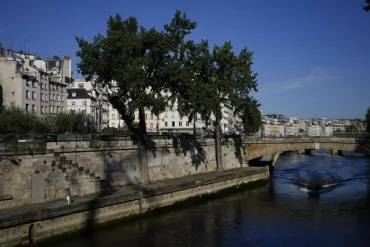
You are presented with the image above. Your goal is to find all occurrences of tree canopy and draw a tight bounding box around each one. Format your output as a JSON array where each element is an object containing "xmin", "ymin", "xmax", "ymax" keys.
[
  {"xmin": 364, "ymin": 0, "xmax": 370, "ymax": 12},
  {"xmin": 76, "ymin": 11, "xmax": 196, "ymax": 142}
]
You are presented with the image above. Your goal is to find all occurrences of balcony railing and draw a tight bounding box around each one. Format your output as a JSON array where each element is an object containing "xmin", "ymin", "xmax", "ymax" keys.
[{"xmin": 23, "ymin": 71, "xmax": 38, "ymax": 79}]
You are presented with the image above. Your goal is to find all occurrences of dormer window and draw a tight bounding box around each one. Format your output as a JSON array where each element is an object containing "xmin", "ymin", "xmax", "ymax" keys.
[{"xmin": 72, "ymin": 92, "xmax": 76, "ymax": 97}]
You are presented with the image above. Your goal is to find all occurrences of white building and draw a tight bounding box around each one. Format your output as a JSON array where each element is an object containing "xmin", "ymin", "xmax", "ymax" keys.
[
  {"xmin": 308, "ymin": 125, "xmax": 321, "ymax": 137},
  {"xmin": 70, "ymin": 78, "xmax": 110, "ymax": 131},
  {"xmin": 263, "ymin": 124, "xmax": 285, "ymax": 137},
  {"xmin": 285, "ymin": 124, "xmax": 298, "ymax": 136},
  {"xmin": 67, "ymin": 88, "xmax": 97, "ymax": 122},
  {"xmin": 321, "ymin": 126, "xmax": 333, "ymax": 137}
]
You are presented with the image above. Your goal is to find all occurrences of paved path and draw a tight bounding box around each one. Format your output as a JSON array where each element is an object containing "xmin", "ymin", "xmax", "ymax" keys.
[{"xmin": 0, "ymin": 167, "xmax": 267, "ymax": 229}]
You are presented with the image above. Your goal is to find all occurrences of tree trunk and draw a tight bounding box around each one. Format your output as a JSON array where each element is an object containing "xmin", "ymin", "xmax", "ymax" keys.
[
  {"xmin": 138, "ymin": 107, "xmax": 150, "ymax": 183},
  {"xmin": 215, "ymin": 116, "xmax": 223, "ymax": 171}
]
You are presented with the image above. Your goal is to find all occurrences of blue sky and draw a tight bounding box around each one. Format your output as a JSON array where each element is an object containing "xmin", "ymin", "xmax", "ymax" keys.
[{"xmin": 1, "ymin": 0, "xmax": 369, "ymax": 119}]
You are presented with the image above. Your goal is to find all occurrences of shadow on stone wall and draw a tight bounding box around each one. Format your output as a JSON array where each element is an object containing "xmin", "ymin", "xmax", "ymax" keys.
[
  {"xmin": 172, "ymin": 135, "xmax": 207, "ymax": 171},
  {"xmin": 225, "ymin": 135, "xmax": 243, "ymax": 166},
  {"xmin": 82, "ymin": 146, "xmax": 158, "ymax": 242}
]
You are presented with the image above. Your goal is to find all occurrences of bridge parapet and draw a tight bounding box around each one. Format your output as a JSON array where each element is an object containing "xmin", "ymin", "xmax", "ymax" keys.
[
  {"xmin": 242, "ymin": 137, "xmax": 370, "ymax": 161},
  {"xmin": 242, "ymin": 137, "xmax": 370, "ymax": 145}
]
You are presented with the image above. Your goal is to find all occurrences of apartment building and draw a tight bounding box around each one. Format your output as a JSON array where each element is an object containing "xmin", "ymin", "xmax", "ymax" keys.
[
  {"xmin": 70, "ymin": 78, "xmax": 110, "ymax": 131},
  {"xmin": 308, "ymin": 125, "xmax": 321, "ymax": 137},
  {"xmin": 0, "ymin": 48, "xmax": 71, "ymax": 116},
  {"xmin": 321, "ymin": 126, "xmax": 333, "ymax": 137},
  {"xmin": 263, "ymin": 124, "xmax": 285, "ymax": 137},
  {"xmin": 285, "ymin": 124, "xmax": 298, "ymax": 136}
]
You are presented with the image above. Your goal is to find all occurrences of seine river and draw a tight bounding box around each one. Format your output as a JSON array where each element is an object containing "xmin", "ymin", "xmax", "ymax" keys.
[{"xmin": 43, "ymin": 151, "xmax": 370, "ymax": 247}]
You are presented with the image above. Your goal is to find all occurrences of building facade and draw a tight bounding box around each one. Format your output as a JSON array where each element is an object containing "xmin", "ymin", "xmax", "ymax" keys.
[{"xmin": 0, "ymin": 49, "xmax": 70, "ymax": 116}]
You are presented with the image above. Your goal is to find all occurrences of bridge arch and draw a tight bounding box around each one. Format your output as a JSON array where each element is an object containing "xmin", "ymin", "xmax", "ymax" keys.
[{"xmin": 243, "ymin": 139, "xmax": 370, "ymax": 161}]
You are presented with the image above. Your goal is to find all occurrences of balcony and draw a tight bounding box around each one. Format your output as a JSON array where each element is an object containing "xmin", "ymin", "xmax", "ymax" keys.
[{"xmin": 23, "ymin": 71, "xmax": 38, "ymax": 79}]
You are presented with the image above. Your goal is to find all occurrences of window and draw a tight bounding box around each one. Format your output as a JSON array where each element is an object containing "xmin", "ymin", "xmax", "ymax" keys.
[
  {"xmin": 61, "ymin": 87, "xmax": 64, "ymax": 93},
  {"xmin": 172, "ymin": 121, "xmax": 175, "ymax": 127},
  {"xmin": 41, "ymin": 106, "xmax": 44, "ymax": 114},
  {"xmin": 83, "ymin": 101, "xmax": 86, "ymax": 105},
  {"xmin": 49, "ymin": 85, "xmax": 52, "ymax": 90},
  {"xmin": 145, "ymin": 114, "xmax": 148, "ymax": 119},
  {"xmin": 82, "ymin": 110, "xmax": 86, "ymax": 115},
  {"xmin": 72, "ymin": 102, "xmax": 75, "ymax": 106},
  {"xmin": 45, "ymin": 107, "xmax": 48, "ymax": 113},
  {"xmin": 26, "ymin": 81, "xmax": 30, "ymax": 86},
  {"xmin": 57, "ymin": 85, "xmax": 59, "ymax": 91},
  {"xmin": 32, "ymin": 105, "xmax": 35, "ymax": 112},
  {"xmin": 150, "ymin": 123, "xmax": 153, "ymax": 128},
  {"xmin": 41, "ymin": 83, "xmax": 43, "ymax": 89},
  {"xmin": 186, "ymin": 121, "xmax": 189, "ymax": 126},
  {"xmin": 61, "ymin": 95, "xmax": 64, "ymax": 102},
  {"xmin": 72, "ymin": 92, "xmax": 76, "ymax": 97},
  {"xmin": 150, "ymin": 113, "xmax": 154, "ymax": 119},
  {"xmin": 32, "ymin": 81, "xmax": 35, "ymax": 88},
  {"xmin": 61, "ymin": 107, "xmax": 63, "ymax": 113},
  {"xmin": 57, "ymin": 94, "xmax": 59, "ymax": 102},
  {"xmin": 165, "ymin": 122, "xmax": 168, "ymax": 127},
  {"xmin": 57, "ymin": 106, "xmax": 59, "ymax": 113},
  {"xmin": 112, "ymin": 114, "xmax": 115, "ymax": 120},
  {"xmin": 53, "ymin": 94, "xmax": 55, "ymax": 101},
  {"xmin": 41, "ymin": 93, "xmax": 44, "ymax": 102},
  {"xmin": 53, "ymin": 85, "xmax": 56, "ymax": 90},
  {"xmin": 53, "ymin": 106, "xmax": 55, "ymax": 114},
  {"xmin": 112, "ymin": 123, "xmax": 115, "ymax": 127},
  {"xmin": 49, "ymin": 94, "xmax": 52, "ymax": 101},
  {"xmin": 70, "ymin": 110, "xmax": 75, "ymax": 115},
  {"xmin": 26, "ymin": 90, "xmax": 30, "ymax": 99},
  {"xmin": 26, "ymin": 104, "xmax": 29, "ymax": 111},
  {"xmin": 32, "ymin": 91, "xmax": 35, "ymax": 100},
  {"xmin": 179, "ymin": 122, "xmax": 182, "ymax": 127}
]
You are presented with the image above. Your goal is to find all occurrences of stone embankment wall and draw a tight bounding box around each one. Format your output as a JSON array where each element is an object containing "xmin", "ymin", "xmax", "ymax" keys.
[{"xmin": 0, "ymin": 137, "xmax": 244, "ymax": 209}]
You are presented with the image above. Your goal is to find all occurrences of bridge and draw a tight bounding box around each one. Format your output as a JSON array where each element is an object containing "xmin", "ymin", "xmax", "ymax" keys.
[{"xmin": 243, "ymin": 137, "xmax": 370, "ymax": 160}]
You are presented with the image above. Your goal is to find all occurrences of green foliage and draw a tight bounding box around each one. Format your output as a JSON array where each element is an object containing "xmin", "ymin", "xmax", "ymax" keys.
[
  {"xmin": 75, "ymin": 11, "xmax": 196, "ymax": 141},
  {"xmin": 366, "ymin": 107, "xmax": 370, "ymax": 133},
  {"xmin": 0, "ymin": 105, "xmax": 96, "ymax": 134},
  {"xmin": 177, "ymin": 39, "xmax": 261, "ymax": 134},
  {"xmin": 344, "ymin": 125, "xmax": 358, "ymax": 132}
]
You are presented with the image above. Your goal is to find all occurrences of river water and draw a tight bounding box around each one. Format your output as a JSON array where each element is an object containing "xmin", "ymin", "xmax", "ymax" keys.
[{"xmin": 43, "ymin": 151, "xmax": 370, "ymax": 247}]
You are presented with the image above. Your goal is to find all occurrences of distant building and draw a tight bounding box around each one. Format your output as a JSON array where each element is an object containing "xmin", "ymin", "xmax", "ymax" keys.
[
  {"xmin": 285, "ymin": 124, "xmax": 298, "ymax": 136},
  {"xmin": 308, "ymin": 125, "xmax": 321, "ymax": 137},
  {"xmin": 263, "ymin": 124, "xmax": 284, "ymax": 137}
]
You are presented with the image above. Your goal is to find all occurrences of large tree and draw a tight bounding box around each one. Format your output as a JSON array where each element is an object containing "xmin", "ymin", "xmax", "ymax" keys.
[{"xmin": 75, "ymin": 11, "xmax": 196, "ymax": 182}]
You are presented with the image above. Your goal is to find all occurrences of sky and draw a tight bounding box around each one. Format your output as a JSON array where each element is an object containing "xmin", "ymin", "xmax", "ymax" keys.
[{"xmin": 1, "ymin": 0, "xmax": 369, "ymax": 119}]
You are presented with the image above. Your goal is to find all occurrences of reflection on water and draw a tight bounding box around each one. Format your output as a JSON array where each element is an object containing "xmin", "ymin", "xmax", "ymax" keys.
[{"xmin": 42, "ymin": 151, "xmax": 370, "ymax": 247}]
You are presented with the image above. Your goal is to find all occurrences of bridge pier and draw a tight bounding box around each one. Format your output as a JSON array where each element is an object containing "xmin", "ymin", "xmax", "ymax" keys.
[{"xmin": 331, "ymin": 150, "xmax": 343, "ymax": 156}]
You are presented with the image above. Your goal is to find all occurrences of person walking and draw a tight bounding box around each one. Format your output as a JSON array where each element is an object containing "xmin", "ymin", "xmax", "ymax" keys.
[{"xmin": 66, "ymin": 188, "xmax": 71, "ymax": 205}]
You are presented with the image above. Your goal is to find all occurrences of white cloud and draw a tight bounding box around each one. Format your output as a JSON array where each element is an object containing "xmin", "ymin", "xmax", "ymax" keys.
[{"xmin": 261, "ymin": 67, "xmax": 342, "ymax": 95}]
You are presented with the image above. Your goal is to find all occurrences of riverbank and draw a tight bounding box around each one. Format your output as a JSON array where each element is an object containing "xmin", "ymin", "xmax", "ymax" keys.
[{"xmin": 0, "ymin": 166, "xmax": 269, "ymax": 247}]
